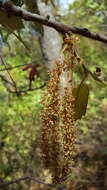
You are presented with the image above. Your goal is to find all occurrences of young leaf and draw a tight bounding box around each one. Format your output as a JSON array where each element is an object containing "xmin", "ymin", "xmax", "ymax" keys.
[
  {"xmin": 73, "ymin": 84, "xmax": 89, "ymax": 120},
  {"xmin": 22, "ymin": 64, "xmax": 33, "ymax": 71}
]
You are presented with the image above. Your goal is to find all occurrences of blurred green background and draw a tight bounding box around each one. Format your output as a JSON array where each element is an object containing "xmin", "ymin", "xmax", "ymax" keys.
[{"xmin": 0, "ymin": 0, "xmax": 107, "ymax": 190}]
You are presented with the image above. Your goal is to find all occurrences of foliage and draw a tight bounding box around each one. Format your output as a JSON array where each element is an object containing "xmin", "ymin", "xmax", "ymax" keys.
[
  {"xmin": 0, "ymin": 27, "xmax": 44, "ymax": 185},
  {"xmin": 0, "ymin": 56, "xmax": 43, "ymax": 181},
  {"xmin": 73, "ymin": 83, "xmax": 89, "ymax": 120}
]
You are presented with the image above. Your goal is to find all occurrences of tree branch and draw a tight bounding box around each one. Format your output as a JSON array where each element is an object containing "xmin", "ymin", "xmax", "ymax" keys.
[
  {"xmin": 12, "ymin": 83, "xmax": 46, "ymax": 95},
  {"xmin": 0, "ymin": 176, "xmax": 66, "ymax": 190},
  {"xmin": 3, "ymin": 83, "xmax": 45, "ymax": 95},
  {"xmin": 0, "ymin": 63, "xmax": 33, "ymax": 71},
  {"xmin": 0, "ymin": 1, "xmax": 107, "ymax": 44},
  {"xmin": 0, "ymin": 64, "xmax": 27, "ymax": 71}
]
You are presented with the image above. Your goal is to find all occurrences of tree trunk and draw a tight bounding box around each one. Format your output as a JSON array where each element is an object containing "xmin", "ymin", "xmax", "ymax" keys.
[{"xmin": 25, "ymin": 0, "xmax": 62, "ymax": 69}]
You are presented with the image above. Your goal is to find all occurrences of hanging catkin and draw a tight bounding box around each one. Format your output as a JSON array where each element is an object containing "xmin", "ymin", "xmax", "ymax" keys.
[{"xmin": 41, "ymin": 33, "xmax": 78, "ymax": 184}]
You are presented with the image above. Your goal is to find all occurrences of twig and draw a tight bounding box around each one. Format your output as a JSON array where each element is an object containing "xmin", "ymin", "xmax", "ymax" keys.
[
  {"xmin": 11, "ymin": 83, "xmax": 46, "ymax": 94},
  {"xmin": 0, "ymin": 26, "xmax": 30, "ymax": 54},
  {"xmin": 82, "ymin": 64, "xmax": 107, "ymax": 85},
  {"xmin": 0, "ymin": 57, "xmax": 45, "ymax": 95},
  {"xmin": 0, "ymin": 74, "xmax": 14, "ymax": 86},
  {"xmin": 0, "ymin": 73, "xmax": 16, "ymax": 92},
  {"xmin": 0, "ymin": 74, "xmax": 45, "ymax": 94},
  {"xmin": 0, "ymin": 60, "xmax": 43, "ymax": 72},
  {"xmin": 0, "ymin": 63, "xmax": 31, "ymax": 71},
  {"xmin": 0, "ymin": 176, "xmax": 67, "ymax": 190},
  {"xmin": 0, "ymin": 1, "xmax": 107, "ymax": 44},
  {"xmin": 0, "ymin": 56, "xmax": 19, "ymax": 94},
  {"xmin": 11, "ymin": 31, "xmax": 30, "ymax": 53}
]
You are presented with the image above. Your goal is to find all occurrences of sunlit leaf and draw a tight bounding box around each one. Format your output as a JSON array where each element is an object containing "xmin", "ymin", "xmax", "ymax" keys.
[{"xmin": 73, "ymin": 83, "xmax": 89, "ymax": 120}]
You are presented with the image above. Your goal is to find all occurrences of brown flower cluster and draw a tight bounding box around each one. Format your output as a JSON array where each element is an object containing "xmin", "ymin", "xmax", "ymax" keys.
[
  {"xmin": 41, "ymin": 60, "xmax": 62, "ymax": 183},
  {"xmin": 41, "ymin": 33, "xmax": 78, "ymax": 184}
]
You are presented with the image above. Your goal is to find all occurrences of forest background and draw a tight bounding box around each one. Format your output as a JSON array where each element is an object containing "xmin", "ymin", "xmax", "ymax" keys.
[{"xmin": 0, "ymin": 0, "xmax": 107, "ymax": 190}]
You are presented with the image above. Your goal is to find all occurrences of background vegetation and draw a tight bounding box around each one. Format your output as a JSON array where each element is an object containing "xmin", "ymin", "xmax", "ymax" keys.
[{"xmin": 0, "ymin": 0, "xmax": 107, "ymax": 190}]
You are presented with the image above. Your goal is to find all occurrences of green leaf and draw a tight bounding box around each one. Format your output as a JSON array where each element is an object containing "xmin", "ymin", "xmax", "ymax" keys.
[
  {"xmin": 86, "ymin": 2, "xmax": 99, "ymax": 9},
  {"xmin": 73, "ymin": 84, "xmax": 89, "ymax": 120},
  {"xmin": 0, "ymin": 10, "xmax": 24, "ymax": 30}
]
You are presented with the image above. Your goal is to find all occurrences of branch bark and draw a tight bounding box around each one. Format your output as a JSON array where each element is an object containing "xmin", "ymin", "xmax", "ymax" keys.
[
  {"xmin": 0, "ymin": 1, "xmax": 107, "ymax": 44},
  {"xmin": 0, "ymin": 176, "xmax": 66, "ymax": 190}
]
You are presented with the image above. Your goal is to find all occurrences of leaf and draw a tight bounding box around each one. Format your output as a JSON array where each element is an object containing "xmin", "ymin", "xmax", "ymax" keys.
[
  {"xmin": 29, "ymin": 67, "xmax": 38, "ymax": 81},
  {"xmin": 72, "ymin": 84, "xmax": 89, "ymax": 120},
  {"xmin": 86, "ymin": 2, "xmax": 99, "ymax": 9},
  {"xmin": 0, "ymin": 10, "xmax": 24, "ymax": 30}
]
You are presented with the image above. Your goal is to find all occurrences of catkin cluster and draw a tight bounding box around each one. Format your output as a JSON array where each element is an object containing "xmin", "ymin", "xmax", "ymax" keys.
[{"xmin": 41, "ymin": 33, "xmax": 77, "ymax": 184}]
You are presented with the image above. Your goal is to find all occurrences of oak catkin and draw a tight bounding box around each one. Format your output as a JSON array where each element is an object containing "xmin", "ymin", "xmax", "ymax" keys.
[{"xmin": 41, "ymin": 33, "xmax": 77, "ymax": 184}]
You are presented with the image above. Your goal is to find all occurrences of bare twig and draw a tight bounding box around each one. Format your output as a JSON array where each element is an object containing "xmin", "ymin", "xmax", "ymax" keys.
[
  {"xmin": 0, "ymin": 63, "xmax": 28, "ymax": 71},
  {"xmin": 0, "ymin": 73, "xmax": 16, "ymax": 92},
  {"xmin": 0, "ymin": 60, "xmax": 43, "ymax": 72},
  {"xmin": 0, "ymin": 1, "xmax": 107, "ymax": 44},
  {"xmin": 0, "ymin": 62, "xmax": 39, "ymax": 71},
  {"xmin": 0, "ymin": 56, "xmax": 19, "ymax": 94},
  {"xmin": 0, "ymin": 57, "xmax": 45, "ymax": 95},
  {"xmin": 0, "ymin": 26, "xmax": 30, "ymax": 54},
  {"xmin": 0, "ymin": 73, "xmax": 45, "ymax": 94},
  {"xmin": 0, "ymin": 176, "xmax": 67, "ymax": 190},
  {"xmin": 0, "ymin": 83, "xmax": 46, "ymax": 95},
  {"xmin": 82, "ymin": 64, "xmax": 107, "ymax": 86},
  {"xmin": 0, "ymin": 74, "xmax": 13, "ymax": 86},
  {"xmin": 11, "ymin": 31, "xmax": 30, "ymax": 53},
  {"xmin": 11, "ymin": 83, "xmax": 46, "ymax": 94}
]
